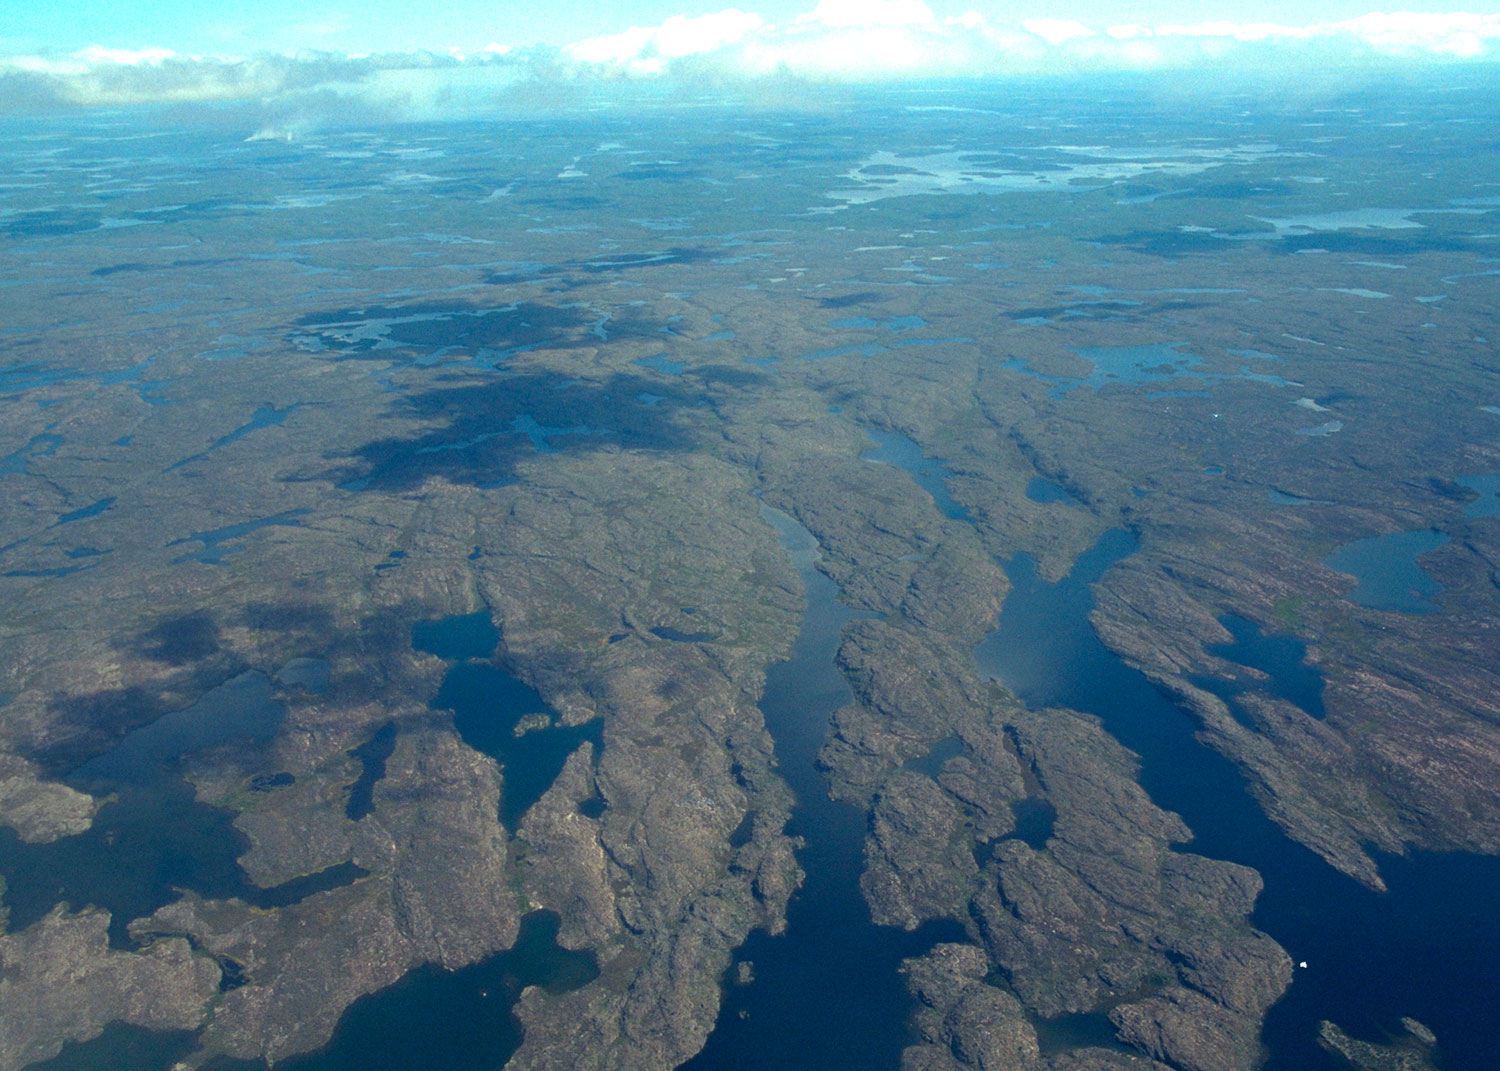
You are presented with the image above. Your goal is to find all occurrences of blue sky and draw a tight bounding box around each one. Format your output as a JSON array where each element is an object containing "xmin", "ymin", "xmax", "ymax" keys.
[{"xmin": 9, "ymin": 0, "xmax": 1500, "ymax": 55}]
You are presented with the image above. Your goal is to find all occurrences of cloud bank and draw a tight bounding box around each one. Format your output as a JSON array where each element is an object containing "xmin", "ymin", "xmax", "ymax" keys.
[{"xmin": 3, "ymin": 6, "xmax": 1499, "ymax": 119}]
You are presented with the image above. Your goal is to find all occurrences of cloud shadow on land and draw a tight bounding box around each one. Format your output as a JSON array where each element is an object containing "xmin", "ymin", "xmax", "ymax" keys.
[
  {"xmin": 325, "ymin": 370, "xmax": 713, "ymax": 492},
  {"xmin": 291, "ymin": 300, "xmax": 620, "ymax": 361},
  {"xmin": 130, "ymin": 611, "xmax": 222, "ymax": 666},
  {"xmin": 816, "ymin": 291, "xmax": 886, "ymax": 309}
]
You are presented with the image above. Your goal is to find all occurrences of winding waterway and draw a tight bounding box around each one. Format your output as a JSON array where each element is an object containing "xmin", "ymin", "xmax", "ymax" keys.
[
  {"xmin": 976, "ymin": 534, "xmax": 1500, "ymax": 1068},
  {"xmin": 865, "ymin": 429, "xmax": 1500, "ymax": 1070},
  {"xmin": 681, "ymin": 506, "xmax": 964, "ymax": 1071}
]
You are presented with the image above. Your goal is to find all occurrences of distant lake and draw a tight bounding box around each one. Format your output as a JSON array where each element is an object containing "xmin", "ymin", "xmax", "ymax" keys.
[
  {"xmin": 1458, "ymin": 473, "xmax": 1500, "ymax": 519},
  {"xmin": 861, "ymin": 429, "xmax": 970, "ymax": 521},
  {"xmin": 1324, "ymin": 529, "xmax": 1449, "ymax": 614}
]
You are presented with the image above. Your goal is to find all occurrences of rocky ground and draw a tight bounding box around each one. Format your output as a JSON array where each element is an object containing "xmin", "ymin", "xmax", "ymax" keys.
[{"xmin": 3, "ymin": 91, "xmax": 1499, "ymax": 1071}]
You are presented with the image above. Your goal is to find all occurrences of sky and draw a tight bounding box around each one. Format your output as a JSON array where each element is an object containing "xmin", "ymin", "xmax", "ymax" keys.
[
  {"xmin": 12, "ymin": 0, "xmax": 1500, "ymax": 55},
  {"xmin": 3, "ymin": 0, "xmax": 1500, "ymax": 119}
]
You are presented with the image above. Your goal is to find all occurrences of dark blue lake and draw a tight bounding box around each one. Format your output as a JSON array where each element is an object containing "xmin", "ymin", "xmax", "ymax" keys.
[
  {"xmin": 415, "ymin": 611, "xmax": 602, "ymax": 831},
  {"xmin": 1323, "ymin": 528, "xmax": 1449, "ymax": 614},
  {"xmin": 1191, "ymin": 613, "xmax": 1326, "ymax": 723},
  {"xmin": 1025, "ymin": 476, "xmax": 1082, "ymax": 507}
]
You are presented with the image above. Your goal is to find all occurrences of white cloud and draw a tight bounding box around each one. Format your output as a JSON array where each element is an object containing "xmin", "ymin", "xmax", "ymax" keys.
[
  {"xmin": 797, "ymin": 0, "xmax": 935, "ymax": 28},
  {"xmin": 1120, "ymin": 11, "xmax": 1500, "ymax": 57},
  {"xmin": 3, "ymin": 7, "xmax": 1500, "ymax": 118},
  {"xmin": 550, "ymin": 6, "xmax": 1500, "ymax": 82},
  {"xmin": 1022, "ymin": 19, "xmax": 1094, "ymax": 46},
  {"xmin": 75, "ymin": 46, "xmax": 179, "ymax": 66},
  {"xmin": 567, "ymin": 8, "xmax": 763, "ymax": 72}
]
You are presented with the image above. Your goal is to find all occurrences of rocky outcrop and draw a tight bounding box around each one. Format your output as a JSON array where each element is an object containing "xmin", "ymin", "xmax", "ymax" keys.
[
  {"xmin": 902, "ymin": 942, "xmax": 1040, "ymax": 1071},
  {"xmin": 0, "ymin": 908, "xmax": 219, "ymax": 1071},
  {"xmin": 142, "ymin": 723, "xmax": 519, "ymax": 1064},
  {"xmin": 862, "ymin": 771, "xmax": 980, "ymax": 929},
  {"xmin": 0, "ymin": 752, "xmax": 98, "ymax": 842},
  {"xmin": 1317, "ymin": 1018, "xmax": 1438, "ymax": 1071}
]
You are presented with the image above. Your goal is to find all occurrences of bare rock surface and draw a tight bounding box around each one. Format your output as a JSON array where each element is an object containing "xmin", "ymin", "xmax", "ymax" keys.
[
  {"xmin": 0, "ymin": 753, "xmax": 98, "ymax": 842},
  {"xmin": 0, "ymin": 908, "xmax": 219, "ymax": 1071}
]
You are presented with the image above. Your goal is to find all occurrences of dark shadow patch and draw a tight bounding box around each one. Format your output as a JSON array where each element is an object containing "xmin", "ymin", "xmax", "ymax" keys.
[
  {"xmin": 92, "ymin": 257, "xmax": 238, "ymax": 278},
  {"xmin": 817, "ymin": 291, "xmax": 884, "ymax": 309},
  {"xmin": 133, "ymin": 612, "xmax": 221, "ymax": 665},
  {"xmin": 484, "ymin": 246, "xmax": 714, "ymax": 285},
  {"xmin": 293, "ymin": 301, "xmax": 602, "ymax": 361},
  {"xmin": 2, "ymin": 210, "xmax": 103, "ymax": 238},
  {"xmin": 326, "ymin": 371, "xmax": 703, "ymax": 492},
  {"xmin": 240, "ymin": 601, "xmax": 337, "ymax": 638}
]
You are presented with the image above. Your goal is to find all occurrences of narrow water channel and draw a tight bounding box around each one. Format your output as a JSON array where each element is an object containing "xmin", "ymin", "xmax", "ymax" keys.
[{"xmin": 680, "ymin": 506, "xmax": 964, "ymax": 1071}]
